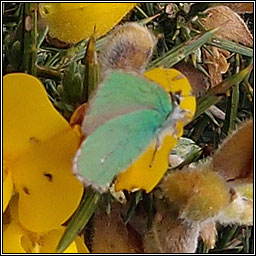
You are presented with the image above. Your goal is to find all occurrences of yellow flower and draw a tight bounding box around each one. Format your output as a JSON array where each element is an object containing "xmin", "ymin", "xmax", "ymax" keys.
[
  {"xmin": 3, "ymin": 195, "xmax": 89, "ymax": 253},
  {"xmin": 39, "ymin": 3, "xmax": 137, "ymax": 43},
  {"xmin": 3, "ymin": 73, "xmax": 87, "ymax": 252},
  {"xmin": 115, "ymin": 68, "xmax": 196, "ymax": 192}
]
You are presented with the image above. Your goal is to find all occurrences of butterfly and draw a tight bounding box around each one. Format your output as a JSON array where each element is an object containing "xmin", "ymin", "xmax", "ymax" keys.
[{"xmin": 73, "ymin": 68, "xmax": 196, "ymax": 193}]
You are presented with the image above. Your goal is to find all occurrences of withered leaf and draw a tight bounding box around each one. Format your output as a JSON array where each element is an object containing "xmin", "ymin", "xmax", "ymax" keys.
[
  {"xmin": 213, "ymin": 119, "xmax": 253, "ymax": 183},
  {"xmin": 200, "ymin": 6, "xmax": 253, "ymax": 47},
  {"xmin": 217, "ymin": 3, "xmax": 253, "ymax": 14},
  {"xmin": 174, "ymin": 62, "xmax": 209, "ymax": 97},
  {"xmin": 69, "ymin": 103, "xmax": 88, "ymax": 128},
  {"xmin": 202, "ymin": 46, "xmax": 230, "ymax": 87}
]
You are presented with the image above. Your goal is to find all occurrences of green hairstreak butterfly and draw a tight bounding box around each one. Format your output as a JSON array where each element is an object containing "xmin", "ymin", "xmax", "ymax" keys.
[{"xmin": 73, "ymin": 68, "xmax": 195, "ymax": 193}]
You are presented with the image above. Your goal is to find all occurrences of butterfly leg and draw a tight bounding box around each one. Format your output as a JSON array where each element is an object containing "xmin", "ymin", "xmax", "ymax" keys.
[{"xmin": 149, "ymin": 136, "xmax": 161, "ymax": 168}]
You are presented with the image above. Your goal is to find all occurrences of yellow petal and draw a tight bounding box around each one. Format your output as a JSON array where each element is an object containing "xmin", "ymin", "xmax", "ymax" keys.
[
  {"xmin": 3, "ymin": 195, "xmax": 31, "ymax": 253},
  {"xmin": 12, "ymin": 129, "xmax": 83, "ymax": 233},
  {"xmin": 39, "ymin": 228, "xmax": 79, "ymax": 253},
  {"xmin": 3, "ymin": 160, "xmax": 13, "ymax": 213},
  {"xmin": 3, "ymin": 222, "xmax": 27, "ymax": 253},
  {"xmin": 144, "ymin": 68, "xmax": 196, "ymax": 125},
  {"xmin": 115, "ymin": 134, "xmax": 178, "ymax": 192},
  {"xmin": 39, "ymin": 3, "xmax": 137, "ymax": 43},
  {"xmin": 5, "ymin": 194, "xmax": 86, "ymax": 253},
  {"xmin": 9, "ymin": 193, "xmax": 20, "ymax": 223},
  {"xmin": 3, "ymin": 73, "xmax": 83, "ymax": 232},
  {"xmin": 3, "ymin": 73, "xmax": 73, "ymax": 160},
  {"xmin": 75, "ymin": 236, "xmax": 90, "ymax": 253}
]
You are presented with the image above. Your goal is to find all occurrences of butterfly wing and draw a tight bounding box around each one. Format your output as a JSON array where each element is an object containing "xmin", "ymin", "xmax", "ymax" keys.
[
  {"xmin": 82, "ymin": 71, "xmax": 172, "ymax": 135},
  {"xmin": 74, "ymin": 109, "xmax": 165, "ymax": 193}
]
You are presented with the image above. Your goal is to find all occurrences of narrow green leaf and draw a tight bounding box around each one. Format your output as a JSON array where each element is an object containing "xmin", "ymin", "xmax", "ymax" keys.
[
  {"xmin": 195, "ymin": 65, "xmax": 252, "ymax": 119},
  {"xmin": 218, "ymin": 225, "xmax": 239, "ymax": 249},
  {"xmin": 168, "ymin": 147, "xmax": 202, "ymax": 171},
  {"xmin": 124, "ymin": 191, "xmax": 143, "ymax": 224},
  {"xmin": 56, "ymin": 189, "xmax": 101, "ymax": 253},
  {"xmin": 208, "ymin": 38, "xmax": 253, "ymax": 57},
  {"xmin": 149, "ymin": 27, "xmax": 219, "ymax": 68},
  {"xmin": 137, "ymin": 13, "xmax": 161, "ymax": 26}
]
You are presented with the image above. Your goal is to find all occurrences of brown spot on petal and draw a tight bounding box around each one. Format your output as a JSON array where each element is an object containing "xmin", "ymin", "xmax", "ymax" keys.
[
  {"xmin": 29, "ymin": 136, "xmax": 40, "ymax": 144},
  {"xmin": 43, "ymin": 172, "xmax": 53, "ymax": 182},
  {"xmin": 23, "ymin": 186, "xmax": 31, "ymax": 195}
]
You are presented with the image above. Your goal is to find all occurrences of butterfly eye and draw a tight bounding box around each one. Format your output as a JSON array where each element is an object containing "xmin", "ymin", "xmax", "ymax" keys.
[{"xmin": 170, "ymin": 91, "xmax": 182, "ymax": 105}]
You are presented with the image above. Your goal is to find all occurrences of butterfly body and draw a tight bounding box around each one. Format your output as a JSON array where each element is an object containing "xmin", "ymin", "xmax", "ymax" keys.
[{"xmin": 73, "ymin": 70, "xmax": 190, "ymax": 193}]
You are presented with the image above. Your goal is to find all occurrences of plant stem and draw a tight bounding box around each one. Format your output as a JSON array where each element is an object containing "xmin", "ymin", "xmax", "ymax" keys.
[
  {"xmin": 23, "ymin": 3, "xmax": 37, "ymax": 75},
  {"xmin": 37, "ymin": 65, "xmax": 63, "ymax": 81}
]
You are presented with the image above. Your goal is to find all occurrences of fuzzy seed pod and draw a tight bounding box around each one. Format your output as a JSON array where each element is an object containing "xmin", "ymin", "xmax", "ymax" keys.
[
  {"xmin": 161, "ymin": 164, "xmax": 231, "ymax": 222},
  {"xmin": 99, "ymin": 22, "xmax": 157, "ymax": 73}
]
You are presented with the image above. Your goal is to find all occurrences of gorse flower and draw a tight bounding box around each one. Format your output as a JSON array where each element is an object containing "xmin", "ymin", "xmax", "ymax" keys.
[
  {"xmin": 39, "ymin": 3, "xmax": 137, "ymax": 43},
  {"xmin": 115, "ymin": 68, "xmax": 196, "ymax": 192},
  {"xmin": 3, "ymin": 73, "xmax": 88, "ymax": 253}
]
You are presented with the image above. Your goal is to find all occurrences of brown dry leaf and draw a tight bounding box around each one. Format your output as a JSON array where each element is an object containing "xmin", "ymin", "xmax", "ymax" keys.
[
  {"xmin": 91, "ymin": 204, "xmax": 143, "ymax": 253},
  {"xmin": 201, "ymin": 6, "xmax": 253, "ymax": 47},
  {"xmin": 217, "ymin": 3, "xmax": 253, "ymax": 13},
  {"xmin": 199, "ymin": 221, "xmax": 217, "ymax": 250},
  {"xmin": 174, "ymin": 62, "xmax": 209, "ymax": 97},
  {"xmin": 213, "ymin": 119, "xmax": 253, "ymax": 183},
  {"xmin": 144, "ymin": 200, "xmax": 200, "ymax": 253},
  {"xmin": 202, "ymin": 46, "xmax": 231, "ymax": 87}
]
